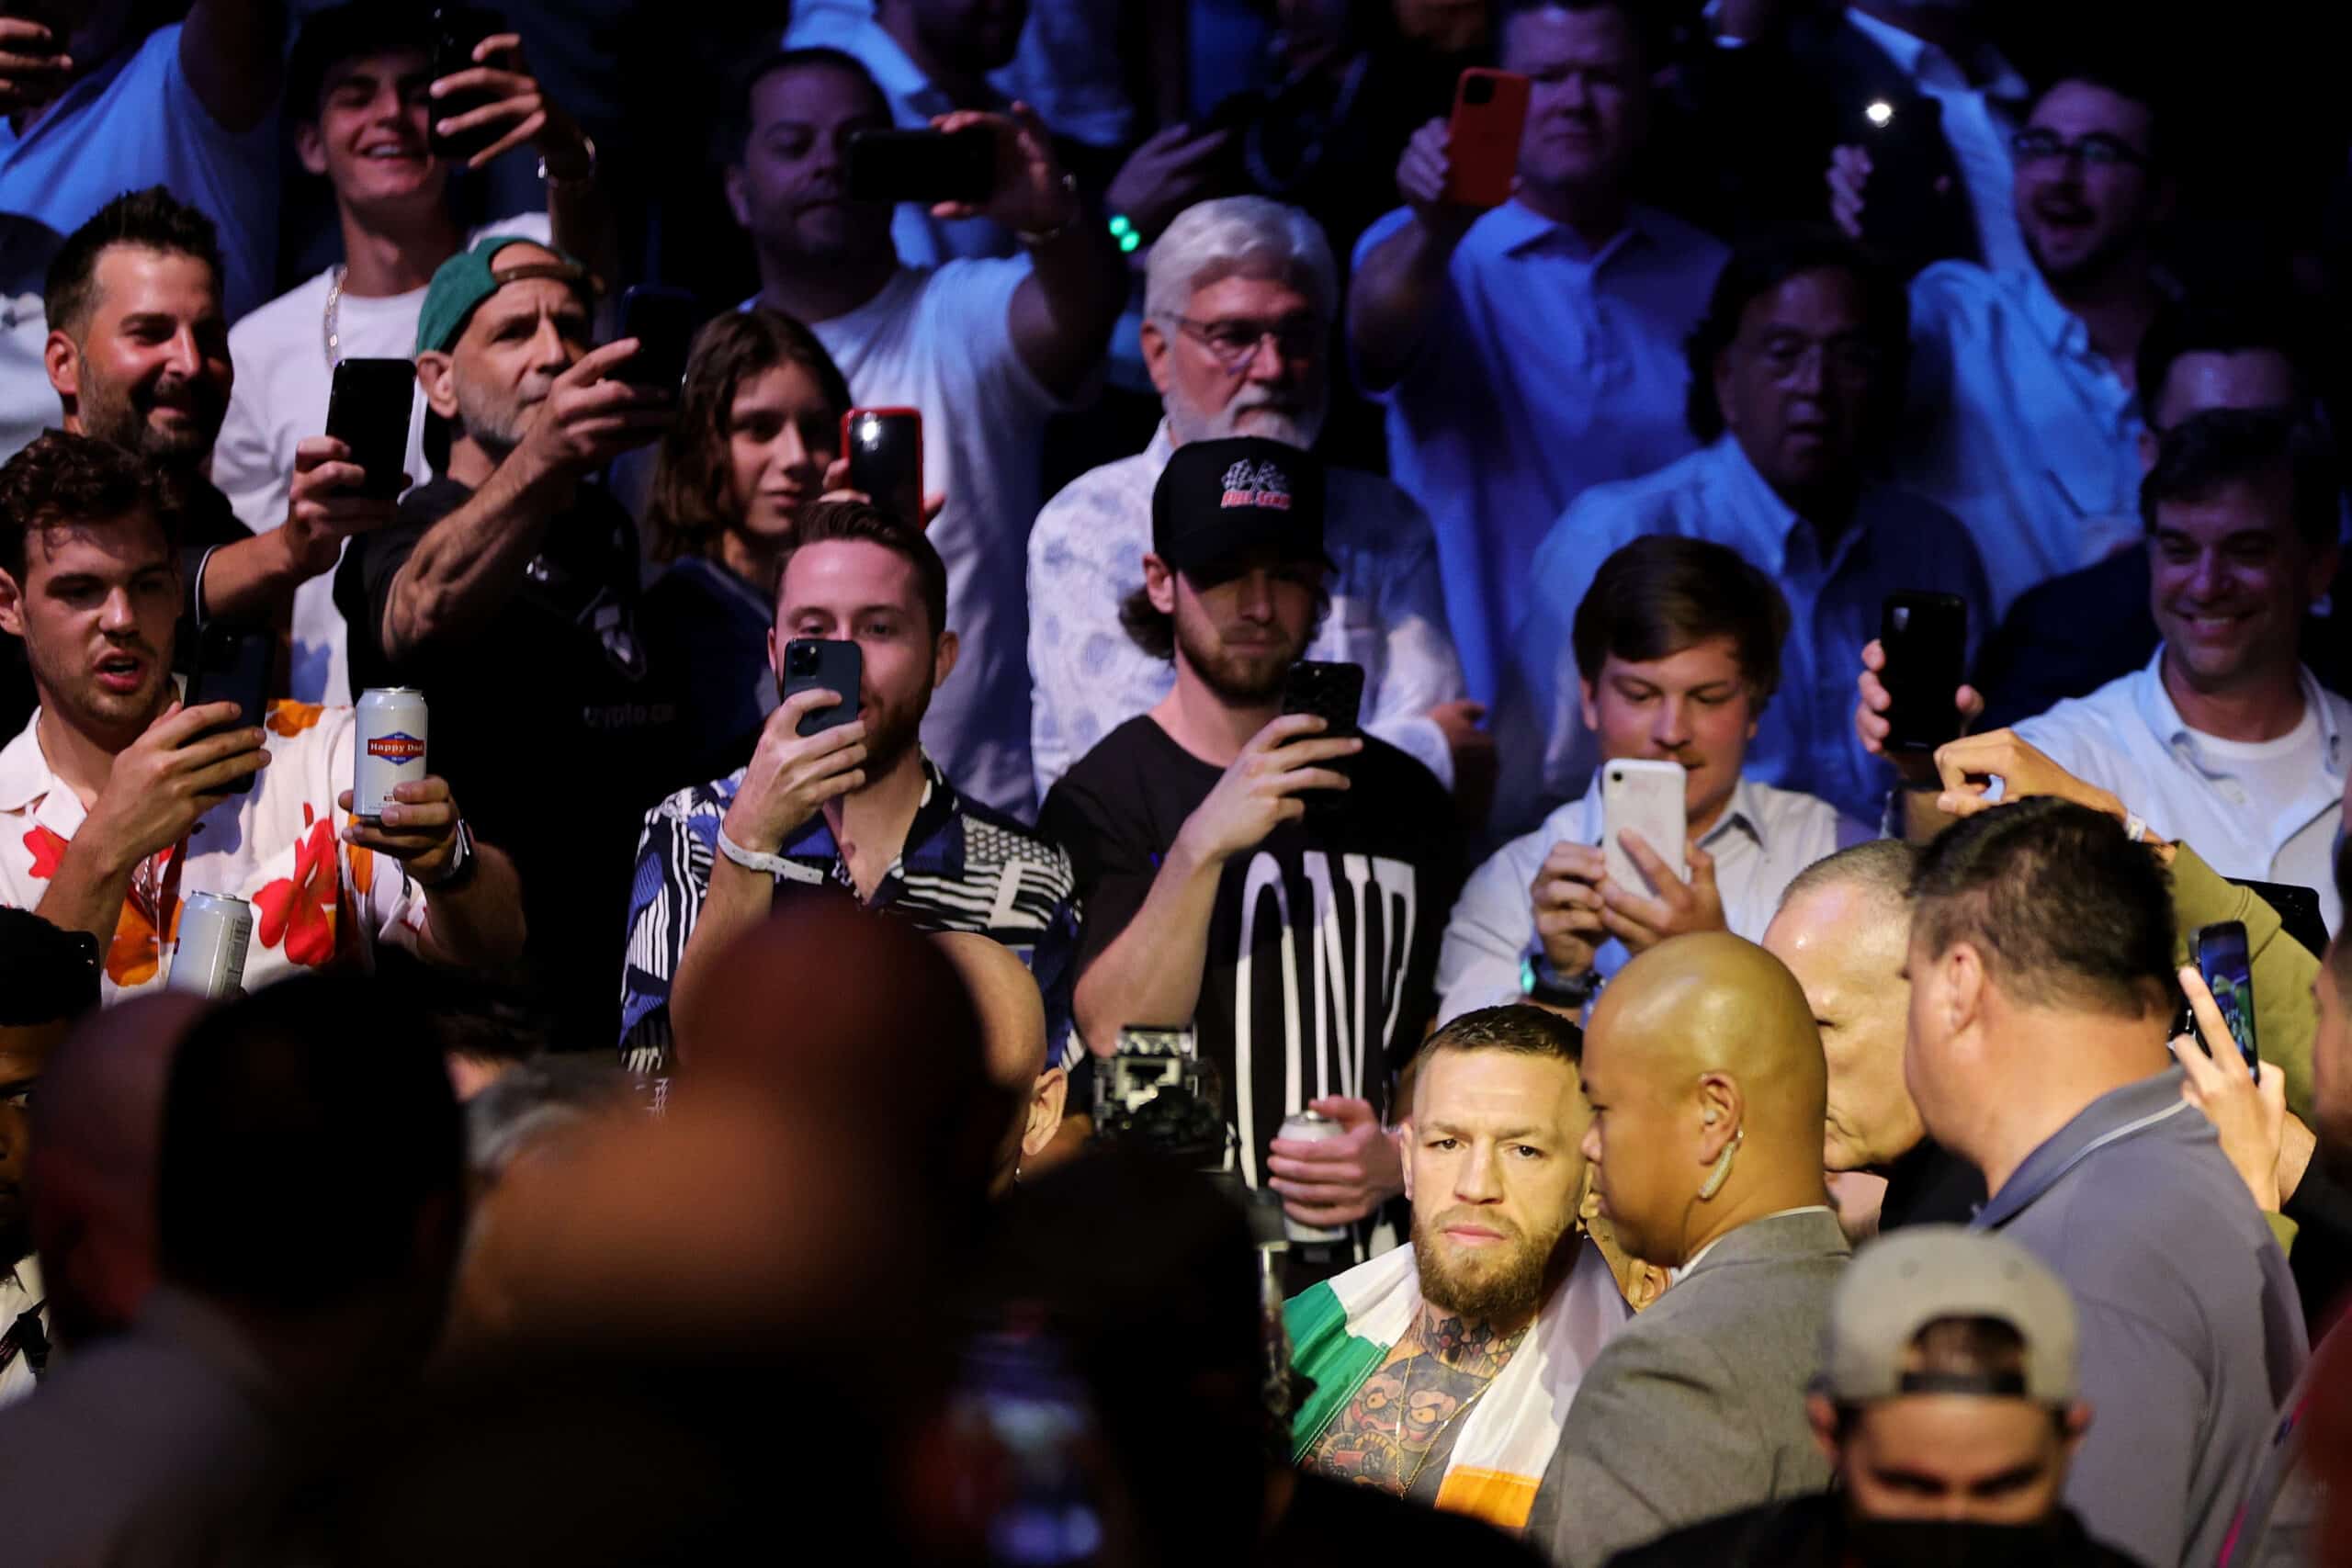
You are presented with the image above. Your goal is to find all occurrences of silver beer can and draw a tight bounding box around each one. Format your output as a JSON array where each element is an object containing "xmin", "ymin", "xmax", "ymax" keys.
[
  {"xmin": 169, "ymin": 892, "xmax": 253, "ymax": 998},
  {"xmin": 355, "ymin": 687, "xmax": 428, "ymax": 822},
  {"xmin": 1276, "ymin": 1109, "xmax": 1351, "ymax": 1245}
]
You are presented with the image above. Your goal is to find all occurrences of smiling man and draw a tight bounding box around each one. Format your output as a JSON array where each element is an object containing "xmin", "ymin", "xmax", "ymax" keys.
[
  {"xmin": 1438, "ymin": 536, "xmax": 1867, "ymax": 1023},
  {"xmin": 1286, "ymin": 1005, "xmax": 1628, "ymax": 1532},
  {"xmin": 2003, "ymin": 407, "xmax": 2349, "ymax": 931}
]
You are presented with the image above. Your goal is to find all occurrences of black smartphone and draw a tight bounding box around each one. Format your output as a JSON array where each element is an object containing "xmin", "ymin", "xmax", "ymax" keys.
[
  {"xmin": 2191, "ymin": 919, "xmax": 2261, "ymax": 1075},
  {"xmin": 1280, "ymin": 660, "xmax": 1363, "ymax": 820},
  {"xmin": 1879, "ymin": 592, "xmax": 1969, "ymax": 753},
  {"xmin": 182, "ymin": 626, "xmax": 275, "ymax": 796},
  {"xmin": 617, "ymin": 285, "xmax": 700, "ymax": 395},
  {"xmin": 427, "ymin": 6, "xmax": 505, "ymax": 163},
  {"xmin": 779, "ymin": 637, "xmax": 863, "ymax": 739},
  {"xmin": 843, "ymin": 408, "xmax": 923, "ymax": 531},
  {"xmin": 845, "ymin": 127, "xmax": 995, "ymax": 207},
  {"xmin": 324, "ymin": 357, "xmax": 416, "ymax": 500},
  {"xmin": 1853, "ymin": 95, "xmax": 1954, "ymax": 257},
  {"xmin": 2227, "ymin": 878, "xmax": 2329, "ymax": 961}
]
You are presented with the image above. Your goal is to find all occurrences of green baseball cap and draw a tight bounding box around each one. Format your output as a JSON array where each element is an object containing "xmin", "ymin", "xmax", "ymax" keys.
[{"xmin": 413, "ymin": 233, "xmax": 598, "ymax": 358}]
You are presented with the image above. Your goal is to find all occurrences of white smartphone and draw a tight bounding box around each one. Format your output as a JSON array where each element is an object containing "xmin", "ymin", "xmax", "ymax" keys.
[{"xmin": 1600, "ymin": 759, "xmax": 1689, "ymax": 897}]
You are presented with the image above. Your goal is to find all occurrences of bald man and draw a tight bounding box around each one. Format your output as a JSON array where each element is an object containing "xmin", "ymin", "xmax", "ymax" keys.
[
  {"xmin": 934, "ymin": 933, "xmax": 1070, "ymax": 1195},
  {"xmin": 1533, "ymin": 932, "xmax": 1849, "ymax": 1568}
]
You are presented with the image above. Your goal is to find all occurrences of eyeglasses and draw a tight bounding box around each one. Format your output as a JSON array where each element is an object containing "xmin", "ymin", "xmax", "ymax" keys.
[
  {"xmin": 1166, "ymin": 314, "xmax": 1323, "ymax": 369},
  {"xmin": 2009, "ymin": 129, "xmax": 2152, "ymax": 171}
]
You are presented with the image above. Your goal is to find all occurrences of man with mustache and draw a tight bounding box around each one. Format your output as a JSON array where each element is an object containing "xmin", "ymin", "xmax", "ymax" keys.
[
  {"xmin": 3, "ymin": 188, "xmax": 400, "ymax": 736},
  {"xmin": 335, "ymin": 236, "xmax": 674, "ymax": 1048},
  {"xmin": 1880, "ymin": 68, "xmax": 2176, "ymax": 613},
  {"xmin": 1288, "ymin": 1004, "xmax": 1629, "ymax": 1533},
  {"xmin": 1026, "ymin": 196, "xmax": 1475, "ymax": 807}
]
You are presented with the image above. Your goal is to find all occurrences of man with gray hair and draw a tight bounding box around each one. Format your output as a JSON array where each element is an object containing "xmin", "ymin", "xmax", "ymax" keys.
[{"xmin": 1025, "ymin": 196, "xmax": 1475, "ymax": 804}]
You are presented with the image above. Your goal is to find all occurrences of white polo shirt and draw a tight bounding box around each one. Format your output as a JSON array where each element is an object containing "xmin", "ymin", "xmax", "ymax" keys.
[
  {"xmin": 2013, "ymin": 649, "xmax": 2350, "ymax": 932},
  {"xmin": 0, "ymin": 703, "xmax": 429, "ymax": 1001},
  {"xmin": 1434, "ymin": 774, "xmax": 1868, "ymax": 1024}
]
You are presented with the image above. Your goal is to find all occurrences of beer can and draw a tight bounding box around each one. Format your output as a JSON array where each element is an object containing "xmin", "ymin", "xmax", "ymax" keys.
[
  {"xmin": 1276, "ymin": 1109, "xmax": 1351, "ymax": 1245},
  {"xmin": 168, "ymin": 892, "xmax": 253, "ymax": 998},
  {"xmin": 355, "ymin": 687, "xmax": 428, "ymax": 822}
]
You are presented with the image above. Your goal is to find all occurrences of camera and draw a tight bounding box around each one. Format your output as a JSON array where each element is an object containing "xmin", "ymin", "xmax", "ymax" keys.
[
  {"xmin": 1092, "ymin": 1026, "xmax": 1234, "ymax": 1171},
  {"xmin": 787, "ymin": 642, "xmax": 820, "ymax": 676}
]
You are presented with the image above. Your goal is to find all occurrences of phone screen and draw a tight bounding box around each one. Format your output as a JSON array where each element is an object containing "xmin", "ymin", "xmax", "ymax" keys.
[
  {"xmin": 844, "ymin": 409, "xmax": 923, "ymax": 531},
  {"xmin": 325, "ymin": 358, "xmax": 416, "ymax": 500},
  {"xmin": 2193, "ymin": 921, "xmax": 2261, "ymax": 1074},
  {"xmin": 1880, "ymin": 592, "xmax": 1968, "ymax": 752}
]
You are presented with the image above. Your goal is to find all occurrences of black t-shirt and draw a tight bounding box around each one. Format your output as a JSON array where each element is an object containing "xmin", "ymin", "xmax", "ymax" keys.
[
  {"xmin": 1038, "ymin": 716, "xmax": 1460, "ymax": 1188},
  {"xmin": 335, "ymin": 475, "xmax": 677, "ymax": 1047}
]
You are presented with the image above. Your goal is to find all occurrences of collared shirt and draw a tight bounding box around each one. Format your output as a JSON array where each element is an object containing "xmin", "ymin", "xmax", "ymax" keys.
[
  {"xmin": 619, "ymin": 754, "xmax": 1081, "ymax": 1072},
  {"xmin": 797, "ymin": 262, "xmax": 1069, "ymax": 819},
  {"xmin": 2013, "ymin": 649, "xmax": 2350, "ymax": 931},
  {"xmin": 1842, "ymin": 7, "xmax": 2030, "ymax": 276},
  {"xmin": 1897, "ymin": 261, "xmax": 2146, "ymax": 613},
  {"xmin": 1352, "ymin": 200, "xmax": 1726, "ymax": 711},
  {"xmin": 0, "ymin": 27, "xmax": 277, "ymax": 321},
  {"xmin": 1973, "ymin": 1066, "xmax": 2306, "ymax": 1568},
  {"xmin": 1434, "ymin": 774, "xmax": 1866, "ymax": 1024},
  {"xmin": 782, "ymin": 2, "xmax": 1019, "ymax": 268},
  {"xmin": 0, "ymin": 704, "xmax": 428, "ymax": 1001},
  {"xmin": 0, "ymin": 1257, "xmax": 43, "ymax": 1409},
  {"xmin": 1026, "ymin": 422, "xmax": 1466, "ymax": 799},
  {"xmin": 1521, "ymin": 436, "xmax": 1992, "ymax": 824}
]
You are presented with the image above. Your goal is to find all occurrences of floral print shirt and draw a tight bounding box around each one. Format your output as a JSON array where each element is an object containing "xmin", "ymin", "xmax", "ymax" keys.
[{"xmin": 0, "ymin": 702, "xmax": 429, "ymax": 998}]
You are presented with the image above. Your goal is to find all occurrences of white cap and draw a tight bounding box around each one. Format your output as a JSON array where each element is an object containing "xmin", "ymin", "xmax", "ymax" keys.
[{"xmin": 1821, "ymin": 1226, "xmax": 2078, "ymax": 1404}]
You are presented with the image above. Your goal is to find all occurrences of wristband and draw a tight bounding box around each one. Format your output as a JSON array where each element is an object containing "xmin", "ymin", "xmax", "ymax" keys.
[
  {"xmin": 1107, "ymin": 212, "xmax": 1142, "ymax": 254},
  {"xmin": 415, "ymin": 818, "xmax": 478, "ymax": 892},
  {"xmin": 1015, "ymin": 173, "xmax": 1082, "ymax": 247},
  {"xmin": 2122, "ymin": 810, "xmax": 2150, "ymax": 847},
  {"xmin": 716, "ymin": 827, "xmax": 825, "ymax": 885}
]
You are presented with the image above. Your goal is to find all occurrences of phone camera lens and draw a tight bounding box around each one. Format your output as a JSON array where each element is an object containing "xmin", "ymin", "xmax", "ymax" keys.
[
  {"xmin": 1464, "ymin": 75, "xmax": 1495, "ymax": 106},
  {"xmin": 789, "ymin": 645, "xmax": 818, "ymax": 674},
  {"xmin": 1606, "ymin": 768, "xmax": 1622, "ymax": 784}
]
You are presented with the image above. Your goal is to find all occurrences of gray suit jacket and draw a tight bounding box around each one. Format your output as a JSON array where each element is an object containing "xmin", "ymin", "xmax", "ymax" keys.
[{"xmin": 1537, "ymin": 1208, "xmax": 1850, "ymax": 1568}]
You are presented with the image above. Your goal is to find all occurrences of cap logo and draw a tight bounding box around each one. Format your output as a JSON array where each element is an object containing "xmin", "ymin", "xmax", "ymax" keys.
[
  {"xmin": 1219, "ymin": 458, "xmax": 1292, "ymax": 511},
  {"xmin": 367, "ymin": 731, "xmax": 425, "ymax": 763}
]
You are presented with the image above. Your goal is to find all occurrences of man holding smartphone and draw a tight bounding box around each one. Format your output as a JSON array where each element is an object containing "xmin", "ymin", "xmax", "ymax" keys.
[
  {"xmin": 211, "ymin": 3, "xmax": 609, "ymax": 706},
  {"xmin": 1039, "ymin": 442, "xmax": 1461, "ymax": 1247},
  {"xmin": 621, "ymin": 500, "xmax": 1079, "ymax": 1076},
  {"xmin": 1439, "ymin": 537, "xmax": 1868, "ymax": 1025},
  {"xmin": 0, "ymin": 431, "xmax": 525, "ymax": 999}
]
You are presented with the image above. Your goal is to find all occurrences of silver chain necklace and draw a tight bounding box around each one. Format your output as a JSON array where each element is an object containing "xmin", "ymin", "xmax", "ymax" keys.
[{"xmin": 322, "ymin": 264, "xmax": 348, "ymax": 371}]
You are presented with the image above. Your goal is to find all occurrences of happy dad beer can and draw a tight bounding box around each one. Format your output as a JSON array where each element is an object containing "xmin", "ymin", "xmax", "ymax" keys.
[{"xmin": 355, "ymin": 687, "xmax": 428, "ymax": 823}]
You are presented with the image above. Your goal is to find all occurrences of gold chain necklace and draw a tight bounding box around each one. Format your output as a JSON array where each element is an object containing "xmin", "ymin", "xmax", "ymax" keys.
[{"xmin": 1389, "ymin": 1328, "xmax": 1509, "ymax": 1497}]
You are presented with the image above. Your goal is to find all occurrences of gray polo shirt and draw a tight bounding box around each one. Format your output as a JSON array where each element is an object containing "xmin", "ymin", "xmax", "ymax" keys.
[{"xmin": 1973, "ymin": 1066, "xmax": 2307, "ymax": 1568}]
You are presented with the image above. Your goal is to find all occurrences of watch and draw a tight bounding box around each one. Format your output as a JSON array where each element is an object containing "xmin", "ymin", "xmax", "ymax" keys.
[
  {"xmin": 1521, "ymin": 949, "xmax": 1600, "ymax": 1009},
  {"xmin": 538, "ymin": 133, "xmax": 597, "ymax": 186},
  {"xmin": 417, "ymin": 818, "xmax": 477, "ymax": 892}
]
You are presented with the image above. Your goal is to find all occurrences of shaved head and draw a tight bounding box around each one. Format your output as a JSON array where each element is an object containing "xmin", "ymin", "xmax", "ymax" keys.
[
  {"xmin": 30, "ymin": 991, "xmax": 210, "ymax": 1346},
  {"xmin": 1577, "ymin": 933, "xmax": 1829, "ymax": 1267},
  {"xmin": 933, "ymin": 932, "xmax": 1066, "ymax": 1197}
]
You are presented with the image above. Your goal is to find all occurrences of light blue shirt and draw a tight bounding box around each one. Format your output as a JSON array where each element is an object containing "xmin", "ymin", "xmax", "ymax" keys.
[
  {"xmin": 1521, "ymin": 436, "xmax": 1993, "ymax": 824},
  {"xmin": 1841, "ymin": 7, "xmax": 2030, "ymax": 276},
  {"xmin": 0, "ymin": 26, "xmax": 277, "ymax": 321},
  {"xmin": 1434, "ymin": 774, "xmax": 1867, "ymax": 1024},
  {"xmin": 1352, "ymin": 201, "xmax": 1725, "ymax": 711},
  {"xmin": 1896, "ymin": 260, "xmax": 2145, "ymax": 614},
  {"xmin": 2013, "ymin": 649, "xmax": 2350, "ymax": 933}
]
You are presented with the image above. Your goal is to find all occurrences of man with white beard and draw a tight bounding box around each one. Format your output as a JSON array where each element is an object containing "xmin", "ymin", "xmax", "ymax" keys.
[{"xmin": 1024, "ymin": 197, "xmax": 1477, "ymax": 805}]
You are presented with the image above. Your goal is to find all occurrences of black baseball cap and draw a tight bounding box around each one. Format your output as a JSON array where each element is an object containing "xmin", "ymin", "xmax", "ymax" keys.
[{"xmin": 1150, "ymin": 437, "xmax": 1330, "ymax": 578}]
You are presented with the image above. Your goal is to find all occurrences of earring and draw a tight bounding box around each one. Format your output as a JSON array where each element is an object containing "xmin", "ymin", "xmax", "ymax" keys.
[{"xmin": 1698, "ymin": 1126, "xmax": 1744, "ymax": 1201}]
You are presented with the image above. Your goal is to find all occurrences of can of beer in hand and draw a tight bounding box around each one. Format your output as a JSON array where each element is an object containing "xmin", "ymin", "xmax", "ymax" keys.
[
  {"xmin": 1277, "ymin": 1109, "xmax": 1352, "ymax": 1245},
  {"xmin": 355, "ymin": 687, "xmax": 428, "ymax": 823},
  {"xmin": 168, "ymin": 892, "xmax": 253, "ymax": 998}
]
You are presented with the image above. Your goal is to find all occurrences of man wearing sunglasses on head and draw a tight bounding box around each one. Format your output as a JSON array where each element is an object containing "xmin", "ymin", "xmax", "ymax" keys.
[{"xmin": 1839, "ymin": 68, "xmax": 2177, "ymax": 615}]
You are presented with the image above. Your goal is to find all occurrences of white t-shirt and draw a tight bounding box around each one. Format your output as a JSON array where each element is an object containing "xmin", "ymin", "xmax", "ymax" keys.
[
  {"xmin": 2193, "ymin": 704, "xmax": 2325, "ymax": 857},
  {"xmin": 797, "ymin": 261, "xmax": 1066, "ymax": 818},
  {"xmin": 210, "ymin": 212, "xmax": 552, "ymax": 705}
]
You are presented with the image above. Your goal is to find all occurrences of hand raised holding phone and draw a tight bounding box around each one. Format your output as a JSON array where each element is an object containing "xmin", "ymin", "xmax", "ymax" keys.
[
  {"xmin": 427, "ymin": 17, "xmax": 593, "ymax": 175},
  {"xmin": 1174, "ymin": 714, "xmax": 1361, "ymax": 867},
  {"xmin": 76, "ymin": 702, "xmax": 271, "ymax": 871},
  {"xmin": 0, "ymin": 17, "xmax": 70, "ymax": 115},
  {"xmin": 515, "ymin": 339, "xmax": 674, "ymax": 476},
  {"xmin": 719, "ymin": 689, "xmax": 869, "ymax": 858},
  {"xmin": 927, "ymin": 103, "xmax": 1080, "ymax": 233}
]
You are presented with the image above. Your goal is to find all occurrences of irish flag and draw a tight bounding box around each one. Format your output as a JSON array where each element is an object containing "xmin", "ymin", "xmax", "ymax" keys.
[{"xmin": 1285, "ymin": 1237, "xmax": 1628, "ymax": 1531}]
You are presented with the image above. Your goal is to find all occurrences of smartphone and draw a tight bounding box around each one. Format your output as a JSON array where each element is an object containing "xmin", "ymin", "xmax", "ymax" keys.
[
  {"xmin": 779, "ymin": 637, "xmax": 863, "ymax": 739},
  {"xmin": 427, "ymin": 6, "xmax": 506, "ymax": 164},
  {"xmin": 1853, "ymin": 95, "xmax": 1955, "ymax": 257},
  {"xmin": 1600, "ymin": 758, "xmax": 1688, "ymax": 897},
  {"xmin": 182, "ymin": 626, "xmax": 275, "ymax": 796},
  {"xmin": 845, "ymin": 127, "xmax": 996, "ymax": 207},
  {"xmin": 1880, "ymin": 592, "xmax": 1969, "ymax": 753},
  {"xmin": 324, "ymin": 357, "xmax": 416, "ymax": 501},
  {"xmin": 617, "ymin": 286, "xmax": 700, "ymax": 395},
  {"xmin": 843, "ymin": 408, "xmax": 923, "ymax": 531},
  {"xmin": 2191, "ymin": 919, "xmax": 2262, "ymax": 1075},
  {"xmin": 1444, "ymin": 69, "xmax": 1531, "ymax": 209},
  {"xmin": 1280, "ymin": 661, "xmax": 1363, "ymax": 823}
]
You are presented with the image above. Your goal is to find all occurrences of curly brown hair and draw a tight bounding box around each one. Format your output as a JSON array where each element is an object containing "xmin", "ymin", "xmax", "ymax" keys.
[
  {"xmin": 644, "ymin": 308, "xmax": 853, "ymax": 566},
  {"xmin": 0, "ymin": 431, "xmax": 182, "ymax": 584}
]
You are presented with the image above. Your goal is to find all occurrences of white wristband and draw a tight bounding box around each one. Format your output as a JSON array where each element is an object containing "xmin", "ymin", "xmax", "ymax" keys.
[
  {"xmin": 2121, "ymin": 811, "xmax": 2150, "ymax": 847},
  {"xmin": 716, "ymin": 827, "xmax": 824, "ymax": 884}
]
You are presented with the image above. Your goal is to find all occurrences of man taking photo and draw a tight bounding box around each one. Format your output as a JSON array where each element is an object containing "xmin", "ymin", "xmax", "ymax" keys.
[{"xmin": 1040, "ymin": 436, "xmax": 1461, "ymax": 1249}]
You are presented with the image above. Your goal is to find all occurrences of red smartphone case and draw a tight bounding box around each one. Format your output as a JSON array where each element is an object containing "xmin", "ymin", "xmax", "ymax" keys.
[{"xmin": 1445, "ymin": 70, "xmax": 1532, "ymax": 209}]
